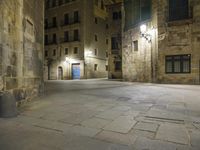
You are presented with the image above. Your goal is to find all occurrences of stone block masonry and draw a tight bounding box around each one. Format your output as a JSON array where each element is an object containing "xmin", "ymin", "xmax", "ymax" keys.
[
  {"xmin": 0, "ymin": 0, "xmax": 44, "ymax": 106},
  {"xmin": 122, "ymin": 0, "xmax": 200, "ymax": 84}
]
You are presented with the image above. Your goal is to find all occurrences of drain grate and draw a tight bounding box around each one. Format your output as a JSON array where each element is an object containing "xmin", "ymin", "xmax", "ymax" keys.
[
  {"xmin": 116, "ymin": 97, "xmax": 131, "ymax": 102},
  {"xmin": 144, "ymin": 116, "xmax": 185, "ymax": 124}
]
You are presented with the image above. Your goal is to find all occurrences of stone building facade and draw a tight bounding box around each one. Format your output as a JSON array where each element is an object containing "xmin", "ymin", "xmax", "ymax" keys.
[
  {"xmin": 0, "ymin": 0, "xmax": 44, "ymax": 105},
  {"xmin": 107, "ymin": 2, "xmax": 123, "ymax": 79},
  {"xmin": 123, "ymin": 0, "xmax": 200, "ymax": 84},
  {"xmin": 44, "ymin": 0, "xmax": 109, "ymax": 80}
]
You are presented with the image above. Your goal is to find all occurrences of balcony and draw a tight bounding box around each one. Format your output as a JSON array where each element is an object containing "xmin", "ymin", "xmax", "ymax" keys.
[
  {"xmin": 60, "ymin": 20, "xmax": 80, "ymax": 27},
  {"xmin": 45, "ymin": 23, "xmax": 58, "ymax": 29},
  {"xmin": 60, "ymin": 38, "xmax": 80, "ymax": 43},
  {"xmin": 45, "ymin": 40, "xmax": 57, "ymax": 45}
]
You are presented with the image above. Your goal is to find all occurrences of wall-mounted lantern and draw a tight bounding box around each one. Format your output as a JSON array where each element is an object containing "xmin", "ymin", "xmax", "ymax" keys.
[{"xmin": 140, "ymin": 24, "xmax": 152, "ymax": 42}]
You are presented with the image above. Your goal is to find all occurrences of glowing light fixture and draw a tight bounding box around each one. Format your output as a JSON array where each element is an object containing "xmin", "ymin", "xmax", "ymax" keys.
[
  {"xmin": 140, "ymin": 24, "xmax": 147, "ymax": 33},
  {"xmin": 65, "ymin": 57, "xmax": 71, "ymax": 62},
  {"xmin": 140, "ymin": 24, "xmax": 152, "ymax": 42},
  {"xmin": 85, "ymin": 50, "xmax": 92, "ymax": 56}
]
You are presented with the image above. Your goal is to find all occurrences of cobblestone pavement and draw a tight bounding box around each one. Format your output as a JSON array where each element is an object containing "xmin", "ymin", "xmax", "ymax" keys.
[{"xmin": 0, "ymin": 79, "xmax": 200, "ymax": 150}]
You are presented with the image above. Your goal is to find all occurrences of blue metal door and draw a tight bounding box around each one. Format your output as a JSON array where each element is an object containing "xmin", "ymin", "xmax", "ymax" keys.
[{"xmin": 72, "ymin": 64, "xmax": 80, "ymax": 79}]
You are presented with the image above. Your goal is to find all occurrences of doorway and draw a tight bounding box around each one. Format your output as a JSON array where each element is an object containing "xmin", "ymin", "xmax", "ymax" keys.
[
  {"xmin": 72, "ymin": 63, "xmax": 80, "ymax": 79},
  {"xmin": 58, "ymin": 66, "xmax": 63, "ymax": 80}
]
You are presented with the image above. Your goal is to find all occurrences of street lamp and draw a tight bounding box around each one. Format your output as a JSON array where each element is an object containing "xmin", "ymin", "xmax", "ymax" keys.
[
  {"xmin": 140, "ymin": 24, "xmax": 147, "ymax": 33},
  {"xmin": 140, "ymin": 24, "xmax": 152, "ymax": 42},
  {"xmin": 85, "ymin": 50, "xmax": 92, "ymax": 57}
]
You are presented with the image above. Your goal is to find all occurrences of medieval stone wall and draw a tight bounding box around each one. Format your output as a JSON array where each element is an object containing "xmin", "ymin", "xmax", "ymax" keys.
[
  {"xmin": 157, "ymin": 0, "xmax": 200, "ymax": 84},
  {"xmin": 122, "ymin": 0, "xmax": 158, "ymax": 82},
  {"xmin": 122, "ymin": 0, "xmax": 200, "ymax": 84},
  {"xmin": 0, "ymin": 0, "xmax": 44, "ymax": 105}
]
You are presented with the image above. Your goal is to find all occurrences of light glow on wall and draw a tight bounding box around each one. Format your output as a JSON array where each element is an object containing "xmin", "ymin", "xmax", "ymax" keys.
[{"xmin": 140, "ymin": 24, "xmax": 147, "ymax": 33}]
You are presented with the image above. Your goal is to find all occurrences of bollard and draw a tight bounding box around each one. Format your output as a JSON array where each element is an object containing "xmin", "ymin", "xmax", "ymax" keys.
[{"xmin": 0, "ymin": 92, "xmax": 18, "ymax": 118}]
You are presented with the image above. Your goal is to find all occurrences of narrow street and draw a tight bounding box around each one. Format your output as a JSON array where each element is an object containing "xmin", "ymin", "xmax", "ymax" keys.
[{"xmin": 0, "ymin": 79, "xmax": 200, "ymax": 150}]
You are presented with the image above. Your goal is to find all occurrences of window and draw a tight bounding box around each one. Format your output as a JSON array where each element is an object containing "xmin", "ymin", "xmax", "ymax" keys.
[
  {"xmin": 52, "ymin": 0, "xmax": 57, "ymax": 7},
  {"xmin": 52, "ymin": 34, "xmax": 57, "ymax": 43},
  {"xmin": 94, "ymin": 64, "xmax": 98, "ymax": 71},
  {"xmin": 133, "ymin": 40, "xmax": 138, "ymax": 51},
  {"xmin": 106, "ymin": 65, "xmax": 108, "ymax": 71},
  {"xmin": 45, "ymin": 19, "xmax": 48, "ymax": 29},
  {"xmin": 74, "ymin": 29, "xmax": 79, "ymax": 41},
  {"xmin": 65, "ymin": 0, "xmax": 70, "ymax": 3},
  {"xmin": 95, "ymin": 0, "xmax": 98, "ymax": 6},
  {"xmin": 169, "ymin": 0, "xmax": 189, "ymax": 21},
  {"xmin": 59, "ymin": 0, "xmax": 63, "ymax": 5},
  {"xmin": 95, "ymin": 17, "xmax": 98, "ymax": 24},
  {"xmin": 106, "ymin": 24, "xmax": 109, "ymax": 29},
  {"xmin": 95, "ymin": 34, "xmax": 98, "ymax": 41},
  {"xmin": 64, "ymin": 13, "xmax": 69, "ymax": 25},
  {"xmin": 124, "ymin": 0, "xmax": 151, "ymax": 30},
  {"xmin": 74, "ymin": 11, "xmax": 79, "ymax": 23},
  {"xmin": 113, "ymin": 11, "xmax": 122, "ymax": 20},
  {"xmin": 65, "ymin": 48, "xmax": 68, "ymax": 55},
  {"xmin": 101, "ymin": 0, "xmax": 104, "ymax": 10},
  {"xmin": 45, "ymin": 35, "xmax": 48, "ymax": 45},
  {"xmin": 52, "ymin": 17, "xmax": 57, "ymax": 27},
  {"xmin": 74, "ymin": 47, "xmax": 78, "ymax": 54},
  {"xmin": 45, "ymin": 51, "xmax": 48, "ymax": 57},
  {"xmin": 53, "ymin": 49, "xmax": 56, "ymax": 56},
  {"xmin": 94, "ymin": 49, "xmax": 98, "ymax": 56},
  {"xmin": 115, "ymin": 61, "xmax": 122, "ymax": 71},
  {"xmin": 106, "ymin": 51, "xmax": 108, "ymax": 57},
  {"xmin": 118, "ymin": 11, "xmax": 122, "ymax": 19},
  {"xmin": 46, "ymin": 0, "xmax": 50, "ymax": 8},
  {"xmin": 113, "ymin": 12, "xmax": 118, "ymax": 20},
  {"xmin": 111, "ymin": 37, "xmax": 118, "ymax": 49},
  {"xmin": 140, "ymin": 0, "xmax": 151, "ymax": 21},
  {"xmin": 106, "ymin": 39, "xmax": 109, "ymax": 44},
  {"xmin": 165, "ymin": 54, "xmax": 191, "ymax": 74},
  {"xmin": 64, "ymin": 31, "xmax": 69, "ymax": 42}
]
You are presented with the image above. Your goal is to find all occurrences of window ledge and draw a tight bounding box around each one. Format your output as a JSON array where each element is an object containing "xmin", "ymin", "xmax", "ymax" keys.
[{"xmin": 167, "ymin": 18, "xmax": 193, "ymax": 27}]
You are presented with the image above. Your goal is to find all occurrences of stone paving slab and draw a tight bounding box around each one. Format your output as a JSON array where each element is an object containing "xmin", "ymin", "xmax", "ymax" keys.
[
  {"xmin": 190, "ymin": 129, "xmax": 200, "ymax": 148},
  {"xmin": 59, "ymin": 110, "xmax": 98, "ymax": 125},
  {"xmin": 132, "ymin": 137, "xmax": 190, "ymax": 150},
  {"xmin": 130, "ymin": 129, "xmax": 155, "ymax": 139},
  {"xmin": 60, "ymin": 104, "xmax": 89, "ymax": 114},
  {"xmin": 65, "ymin": 125, "xmax": 101, "ymax": 137},
  {"xmin": 156, "ymin": 123, "xmax": 189, "ymax": 145},
  {"xmin": 94, "ymin": 104, "xmax": 115, "ymax": 111},
  {"xmin": 123, "ymin": 110, "xmax": 140, "ymax": 117},
  {"xmin": 145, "ymin": 108, "xmax": 188, "ymax": 122},
  {"xmin": 134, "ymin": 121, "xmax": 159, "ymax": 132},
  {"xmin": 63, "ymin": 135, "xmax": 132, "ymax": 150},
  {"xmin": 110, "ymin": 106, "xmax": 131, "ymax": 112},
  {"xmin": 33, "ymin": 119, "xmax": 73, "ymax": 132},
  {"xmin": 81, "ymin": 117, "xmax": 111, "ymax": 129},
  {"xmin": 95, "ymin": 130, "xmax": 137, "ymax": 145},
  {"xmin": 41, "ymin": 111, "xmax": 72, "ymax": 121},
  {"xmin": 103, "ymin": 116, "xmax": 137, "ymax": 133},
  {"xmin": 95, "ymin": 110, "xmax": 123, "ymax": 120}
]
